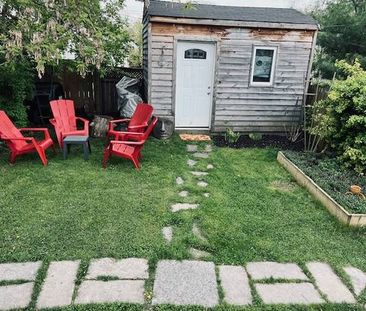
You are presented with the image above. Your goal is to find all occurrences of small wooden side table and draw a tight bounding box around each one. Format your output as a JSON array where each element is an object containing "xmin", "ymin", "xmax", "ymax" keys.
[{"xmin": 63, "ymin": 136, "xmax": 91, "ymax": 160}]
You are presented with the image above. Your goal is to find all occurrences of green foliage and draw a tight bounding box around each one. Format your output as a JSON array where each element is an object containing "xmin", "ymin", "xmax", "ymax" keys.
[
  {"xmin": 0, "ymin": 0, "xmax": 131, "ymax": 77},
  {"xmin": 312, "ymin": 0, "xmax": 366, "ymax": 78},
  {"xmin": 224, "ymin": 128, "xmax": 240, "ymax": 145},
  {"xmin": 127, "ymin": 23, "xmax": 143, "ymax": 68},
  {"xmin": 248, "ymin": 133, "xmax": 263, "ymax": 141},
  {"xmin": 0, "ymin": 61, "xmax": 34, "ymax": 127},
  {"xmin": 285, "ymin": 150, "xmax": 366, "ymax": 214},
  {"xmin": 311, "ymin": 60, "xmax": 366, "ymax": 173}
]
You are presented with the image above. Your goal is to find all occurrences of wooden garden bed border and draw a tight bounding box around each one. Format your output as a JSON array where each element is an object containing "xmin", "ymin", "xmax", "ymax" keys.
[{"xmin": 277, "ymin": 151, "xmax": 366, "ymax": 227}]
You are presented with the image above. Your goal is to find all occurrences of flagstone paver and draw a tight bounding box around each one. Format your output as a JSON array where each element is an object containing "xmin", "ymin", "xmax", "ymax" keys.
[
  {"xmin": 197, "ymin": 181, "xmax": 208, "ymax": 187},
  {"xmin": 37, "ymin": 260, "xmax": 80, "ymax": 309},
  {"xmin": 191, "ymin": 171, "xmax": 209, "ymax": 177},
  {"xmin": 162, "ymin": 226, "xmax": 173, "ymax": 244},
  {"xmin": 189, "ymin": 248, "xmax": 211, "ymax": 259},
  {"xmin": 0, "ymin": 261, "xmax": 41, "ymax": 281},
  {"xmin": 0, "ymin": 283, "xmax": 35, "ymax": 310},
  {"xmin": 205, "ymin": 145, "xmax": 212, "ymax": 152},
  {"xmin": 178, "ymin": 191, "xmax": 189, "ymax": 197},
  {"xmin": 192, "ymin": 223, "xmax": 207, "ymax": 243},
  {"xmin": 171, "ymin": 203, "xmax": 199, "ymax": 212},
  {"xmin": 207, "ymin": 164, "xmax": 214, "ymax": 169},
  {"xmin": 203, "ymin": 193, "xmax": 210, "ymax": 198},
  {"xmin": 75, "ymin": 280, "xmax": 145, "ymax": 304},
  {"xmin": 306, "ymin": 262, "xmax": 355, "ymax": 303},
  {"xmin": 87, "ymin": 258, "xmax": 148, "ymax": 280},
  {"xmin": 219, "ymin": 265, "xmax": 252, "ymax": 306},
  {"xmin": 247, "ymin": 262, "xmax": 308, "ymax": 280},
  {"xmin": 255, "ymin": 283, "xmax": 324, "ymax": 304},
  {"xmin": 176, "ymin": 177, "xmax": 184, "ymax": 185},
  {"xmin": 187, "ymin": 145, "xmax": 198, "ymax": 152},
  {"xmin": 187, "ymin": 159, "xmax": 197, "ymax": 167},
  {"xmin": 152, "ymin": 260, "xmax": 219, "ymax": 307},
  {"xmin": 193, "ymin": 152, "xmax": 209, "ymax": 159},
  {"xmin": 344, "ymin": 266, "xmax": 366, "ymax": 296}
]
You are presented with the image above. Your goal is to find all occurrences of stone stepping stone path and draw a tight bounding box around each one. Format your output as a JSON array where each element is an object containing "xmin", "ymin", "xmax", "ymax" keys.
[
  {"xmin": 178, "ymin": 190, "xmax": 189, "ymax": 198},
  {"xmin": 186, "ymin": 145, "xmax": 198, "ymax": 152},
  {"xmin": 247, "ymin": 262, "xmax": 309, "ymax": 280},
  {"xmin": 0, "ymin": 261, "xmax": 41, "ymax": 310},
  {"xmin": 203, "ymin": 193, "xmax": 210, "ymax": 198},
  {"xmin": 171, "ymin": 203, "xmax": 199, "ymax": 212},
  {"xmin": 189, "ymin": 248, "xmax": 212, "ymax": 259},
  {"xmin": 0, "ymin": 258, "xmax": 365, "ymax": 309},
  {"xmin": 219, "ymin": 265, "xmax": 252, "ymax": 306},
  {"xmin": 205, "ymin": 144, "xmax": 212, "ymax": 152},
  {"xmin": 191, "ymin": 171, "xmax": 208, "ymax": 177},
  {"xmin": 152, "ymin": 260, "xmax": 218, "ymax": 307},
  {"xmin": 207, "ymin": 164, "xmax": 214, "ymax": 169},
  {"xmin": 197, "ymin": 181, "xmax": 208, "ymax": 187},
  {"xmin": 306, "ymin": 262, "xmax": 356, "ymax": 303},
  {"xmin": 37, "ymin": 260, "xmax": 79, "ymax": 309},
  {"xmin": 75, "ymin": 280, "xmax": 145, "ymax": 304},
  {"xmin": 176, "ymin": 177, "xmax": 184, "ymax": 185},
  {"xmin": 187, "ymin": 159, "xmax": 197, "ymax": 167},
  {"xmin": 86, "ymin": 258, "xmax": 148, "ymax": 280},
  {"xmin": 255, "ymin": 283, "xmax": 323, "ymax": 304},
  {"xmin": 162, "ymin": 226, "xmax": 173, "ymax": 244},
  {"xmin": 193, "ymin": 152, "xmax": 209, "ymax": 159},
  {"xmin": 344, "ymin": 266, "xmax": 366, "ymax": 296},
  {"xmin": 192, "ymin": 223, "xmax": 208, "ymax": 243}
]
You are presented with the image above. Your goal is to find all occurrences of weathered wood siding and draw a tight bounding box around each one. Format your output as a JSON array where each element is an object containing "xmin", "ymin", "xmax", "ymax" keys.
[{"xmin": 147, "ymin": 21, "xmax": 316, "ymax": 132}]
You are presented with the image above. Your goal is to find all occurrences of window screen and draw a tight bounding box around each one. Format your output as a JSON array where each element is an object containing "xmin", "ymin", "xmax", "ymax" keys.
[
  {"xmin": 184, "ymin": 49, "xmax": 207, "ymax": 59},
  {"xmin": 252, "ymin": 48, "xmax": 276, "ymax": 83}
]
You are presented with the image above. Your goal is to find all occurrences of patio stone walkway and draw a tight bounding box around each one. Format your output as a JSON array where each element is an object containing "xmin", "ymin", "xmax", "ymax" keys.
[{"xmin": 1, "ymin": 258, "xmax": 365, "ymax": 310}]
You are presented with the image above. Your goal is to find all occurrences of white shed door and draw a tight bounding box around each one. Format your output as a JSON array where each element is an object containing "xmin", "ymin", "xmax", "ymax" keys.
[{"xmin": 175, "ymin": 41, "xmax": 215, "ymax": 128}]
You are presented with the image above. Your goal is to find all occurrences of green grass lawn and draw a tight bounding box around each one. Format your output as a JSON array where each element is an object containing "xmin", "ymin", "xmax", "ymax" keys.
[{"xmin": 1, "ymin": 135, "xmax": 366, "ymax": 310}]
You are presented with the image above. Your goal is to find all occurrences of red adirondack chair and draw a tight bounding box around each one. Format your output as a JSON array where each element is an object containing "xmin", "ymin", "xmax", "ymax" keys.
[
  {"xmin": 50, "ymin": 99, "xmax": 89, "ymax": 148},
  {"xmin": 0, "ymin": 111, "xmax": 54, "ymax": 166},
  {"xmin": 103, "ymin": 117, "xmax": 158, "ymax": 170},
  {"xmin": 107, "ymin": 103, "xmax": 153, "ymax": 141}
]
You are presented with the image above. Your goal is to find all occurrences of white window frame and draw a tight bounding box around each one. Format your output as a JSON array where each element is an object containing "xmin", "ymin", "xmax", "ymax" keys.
[{"xmin": 250, "ymin": 46, "xmax": 278, "ymax": 87}]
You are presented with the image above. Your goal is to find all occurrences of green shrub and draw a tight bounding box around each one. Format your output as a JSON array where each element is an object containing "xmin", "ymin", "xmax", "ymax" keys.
[
  {"xmin": 0, "ymin": 62, "xmax": 34, "ymax": 127},
  {"xmin": 311, "ymin": 60, "xmax": 366, "ymax": 174},
  {"xmin": 225, "ymin": 128, "xmax": 240, "ymax": 145},
  {"xmin": 249, "ymin": 133, "xmax": 263, "ymax": 141}
]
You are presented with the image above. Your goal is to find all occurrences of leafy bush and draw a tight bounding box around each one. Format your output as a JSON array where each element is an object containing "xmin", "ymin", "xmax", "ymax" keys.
[
  {"xmin": 0, "ymin": 62, "xmax": 34, "ymax": 127},
  {"xmin": 249, "ymin": 133, "xmax": 263, "ymax": 141},
  {"xmin": 311, "ymin": 60, "xmax": 366, "ymax": 174},
  {"xmin": 225, "ymin": 128, "xmax": 240, "ymax": 145}
]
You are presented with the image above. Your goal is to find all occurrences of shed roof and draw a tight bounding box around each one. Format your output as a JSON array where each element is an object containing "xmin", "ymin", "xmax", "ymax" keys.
[{"xmin": 147, "ymin": 1, "xmax": 318, "ymax": 27}]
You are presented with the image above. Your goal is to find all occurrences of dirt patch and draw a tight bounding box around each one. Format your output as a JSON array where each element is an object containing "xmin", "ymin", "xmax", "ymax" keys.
[{"xmin": 212, "ymin": 135, "xmax": 303, "ymax": 151}]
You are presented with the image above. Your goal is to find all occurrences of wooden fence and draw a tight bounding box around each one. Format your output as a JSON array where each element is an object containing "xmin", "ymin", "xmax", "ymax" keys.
[{"xmin": 40, "ymin": 67, "xmax": 144, "ymax": 117}]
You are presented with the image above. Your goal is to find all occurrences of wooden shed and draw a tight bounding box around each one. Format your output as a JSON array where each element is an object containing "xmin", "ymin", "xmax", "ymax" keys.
[{"xmin": 142, "ymin": 0, "xmax": 318, "ymax": 132}]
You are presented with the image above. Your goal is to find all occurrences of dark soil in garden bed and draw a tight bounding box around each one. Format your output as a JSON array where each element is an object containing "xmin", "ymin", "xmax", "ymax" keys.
[
  {"xmin": 213, "ymin": 135, "xmax": 304, "ymax": 151},
  {"xmin": 284, "ymin": 151, "xmax": 366, "ymax": 214}
]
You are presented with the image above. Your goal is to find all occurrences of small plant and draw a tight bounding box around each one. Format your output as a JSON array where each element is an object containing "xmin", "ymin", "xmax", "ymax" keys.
[
  {"xmin": 249, "ymin": 133, "xmax": 263, "ymax": 141},
  {"xmin": 225, "ymin": 128, "xmax": 240, "ymax": 145}
]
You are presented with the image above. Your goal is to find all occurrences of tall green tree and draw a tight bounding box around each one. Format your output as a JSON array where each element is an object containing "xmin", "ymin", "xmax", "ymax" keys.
[
  {"xmin": 312, "ymin": 0, "xmax": 366, "ymax": 78},
  {"xmin": 0, "ymin": 0, "xmax": 131, "ymax": 125}
]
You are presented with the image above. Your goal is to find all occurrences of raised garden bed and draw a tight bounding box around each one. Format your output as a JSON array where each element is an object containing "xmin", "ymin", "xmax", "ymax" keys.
[
  {"xmin": 278, "ymin": 151, "xmax": 366, "ymax": 226},
  {"xmin": 213, "ymin": 134, "xmax": 303, "ymax": 151}
]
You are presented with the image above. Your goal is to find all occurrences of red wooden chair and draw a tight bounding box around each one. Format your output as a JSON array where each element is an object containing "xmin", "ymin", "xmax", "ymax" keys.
[
  {"xmin": 103, "ymin": 117, "xmax": 158, "ymax": 170},
  {"xmin": 0, "ymin": 111, "xmax": 54, "ymax": 166},
  {"xmin": 50, "ymin": 99, "xmax": 89, "ymax": 148},
  {"xmin": 107, "ymin": 103, "xmax": 153, "ymax": 141}
]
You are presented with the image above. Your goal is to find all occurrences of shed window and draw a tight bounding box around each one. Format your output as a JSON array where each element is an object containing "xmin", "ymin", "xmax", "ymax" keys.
[
  {"xmin": 250, "ymin": 47, "xmax": 277, "ymax": 86},
  {"xmin": 184, "ymin": 49, "xmax": 207, "ymax": 59}
]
